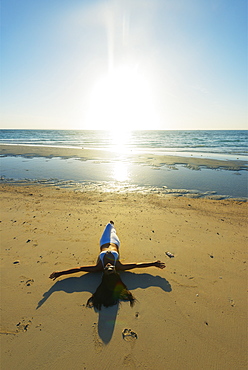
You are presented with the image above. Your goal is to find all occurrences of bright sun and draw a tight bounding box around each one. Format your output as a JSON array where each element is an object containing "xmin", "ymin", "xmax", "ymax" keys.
[{"xmin": 86, "ymin": 65, "xmax": 159, "ymax": 130}]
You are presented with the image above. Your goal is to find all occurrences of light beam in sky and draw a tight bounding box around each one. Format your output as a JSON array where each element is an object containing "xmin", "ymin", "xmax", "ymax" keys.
[{"xmin": 0, "ymin": 0, "xmax": 247, "ymax": 130}]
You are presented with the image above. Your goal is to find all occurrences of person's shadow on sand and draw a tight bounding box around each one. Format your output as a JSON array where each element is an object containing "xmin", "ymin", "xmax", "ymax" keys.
[{"xmin": 36, "ymin": 272, "xmax": 172, "ymax": 344}]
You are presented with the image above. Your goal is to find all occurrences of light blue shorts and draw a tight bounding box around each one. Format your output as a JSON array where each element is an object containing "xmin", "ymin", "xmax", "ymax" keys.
[{"xmin": 100, "ymin": 223, "xmax": 120, "ymax": 247}]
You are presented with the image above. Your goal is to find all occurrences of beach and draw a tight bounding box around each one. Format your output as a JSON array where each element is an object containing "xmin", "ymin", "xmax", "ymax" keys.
[
  {"xmin": 1, "ymin": 0, "xmax": 247, "ymax": 364},
  {"xmin": 1, "ymin": 183, "xmax": 247, "ymax": 369}
]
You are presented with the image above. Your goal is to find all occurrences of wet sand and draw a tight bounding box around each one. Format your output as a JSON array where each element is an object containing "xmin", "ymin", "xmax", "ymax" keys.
[
  {"xmin": 0, "ymin": 184, "xmax": 247, "ymax": 369},
  {"xmin": 0, "ymin": 144, "xmax": 247, "ymax": 170}
]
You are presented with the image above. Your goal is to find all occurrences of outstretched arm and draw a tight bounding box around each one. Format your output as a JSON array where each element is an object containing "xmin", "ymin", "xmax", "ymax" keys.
[
  {"xmin": 49, "ymin": 262, "xmax": 102, "ymax": 280},
  {"xmin": 116, "ymin": 260, "xmax": 165, "ymax": 271}
]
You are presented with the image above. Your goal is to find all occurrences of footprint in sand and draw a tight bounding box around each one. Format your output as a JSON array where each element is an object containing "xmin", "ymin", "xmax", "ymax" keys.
[
  {"xmin": 25, "ymin": 279, "xmax": 34, "ymax": 286},
  {"xmin": 16, "ymin": 318, "xmax": 32, "ymax": 332},
  {"xmin": 122, "ymin": 328, "xmax": 138, "ymax": 341},
  {"xmin": 122, "ymin": 353, "xmax": 136, "ymax": 368},
  {"xmin": 20, "ymin": 277, "xmax": 34, "ymax": 287}
]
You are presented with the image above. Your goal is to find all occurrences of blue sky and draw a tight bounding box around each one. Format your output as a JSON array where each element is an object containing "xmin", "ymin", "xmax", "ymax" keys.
[{"xmin": 1, "ymin": 0, "xmax": 247, "ymax": 130}]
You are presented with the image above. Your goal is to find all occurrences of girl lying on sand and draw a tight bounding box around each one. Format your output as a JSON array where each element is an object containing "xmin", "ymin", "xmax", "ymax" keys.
[{"xmin": 49, "ymin": 221, "xmax": 165, "ymax": 310}]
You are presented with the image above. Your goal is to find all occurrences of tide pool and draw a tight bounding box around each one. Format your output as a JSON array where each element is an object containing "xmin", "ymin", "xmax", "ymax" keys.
[{"xmin": 1, "ymin": 156, "xmax": 247, "ymax": 199}]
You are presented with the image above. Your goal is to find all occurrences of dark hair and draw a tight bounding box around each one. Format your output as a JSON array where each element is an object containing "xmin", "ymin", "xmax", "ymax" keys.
[{"xmin": 86, "ymin": 272, "xmax": 135, "ymax": 310}]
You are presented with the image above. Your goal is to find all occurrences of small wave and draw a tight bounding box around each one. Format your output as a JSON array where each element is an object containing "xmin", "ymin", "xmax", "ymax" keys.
[{"xmin": 1, "ymin": 129, "xmax": 247, "ymax": 157}]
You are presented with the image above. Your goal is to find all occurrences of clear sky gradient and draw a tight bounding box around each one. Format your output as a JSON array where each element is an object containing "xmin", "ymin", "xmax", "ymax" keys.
[{"xmin": 1, "ymin": 0, "xmax": 247, "ymax": 130}]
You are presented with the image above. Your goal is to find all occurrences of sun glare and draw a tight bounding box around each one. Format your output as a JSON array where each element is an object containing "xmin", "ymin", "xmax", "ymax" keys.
[
  {"xmin": 112, "ymin": 161, "xmax": 129, "ymax": 182},
  {"xmin": 109, "ymin": 129, "xmax": 131, "ymax": 153},
  {"xmin": 86, "ymin": 65, "xmax": 159, "ymax": 130}
]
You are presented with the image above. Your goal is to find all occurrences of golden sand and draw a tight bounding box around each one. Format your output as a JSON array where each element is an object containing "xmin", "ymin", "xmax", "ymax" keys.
[{"xmin": 0, "ymin": 184, "xmax": 247, "ymax": 369}]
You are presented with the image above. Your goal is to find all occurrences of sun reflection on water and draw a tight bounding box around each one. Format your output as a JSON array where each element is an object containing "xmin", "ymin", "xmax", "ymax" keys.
[
  {"xmin": 108, "ymin": 130, "xmax": 131, "ymax": 182},
  {"xmin": 112, "ymin": 161, "xmax": 129, "ymax": 182}
]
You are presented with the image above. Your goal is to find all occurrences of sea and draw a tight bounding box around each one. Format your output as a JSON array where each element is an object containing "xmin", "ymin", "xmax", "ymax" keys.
[{"xmin": 0, "ymin": 129, "xmax": 247, "ymax": 199}]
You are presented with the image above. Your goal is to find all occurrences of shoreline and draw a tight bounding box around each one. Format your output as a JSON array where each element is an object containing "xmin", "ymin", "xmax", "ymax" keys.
[
  {"xmin": 1, "ymin": 142, "xmax": 247, "ymax": 159},
  {"xmin": 1, "ymin": 144, "xmax": 247, "ymax": 171},
  {"xmin": 1, "ymin": 144, "xmax": 247, "ymax": 200},
  {"xmin": 1, "ymin": 183, "xmax": 247, "ymax": 369}
]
